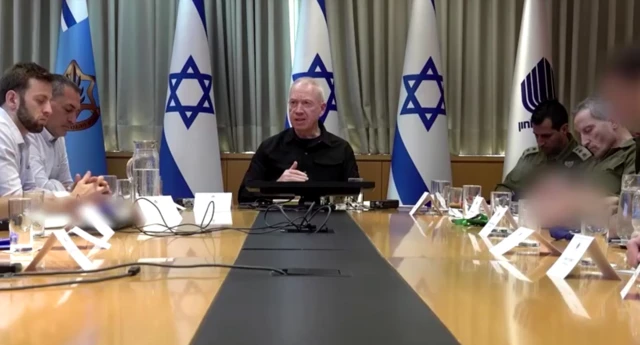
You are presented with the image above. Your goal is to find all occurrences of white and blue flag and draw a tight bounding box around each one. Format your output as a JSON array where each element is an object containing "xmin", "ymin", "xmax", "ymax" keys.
[
  {"xmin": 286, "ymin": 0, "xmax": 340, "ymax": 136},
  {"xmin": 387, "ymin": 0, "xmax": 452, "ymax": 205},
  {"xmin": 55, "ymin": 0, "xmax": 107, "ymax": 176},
  {"xmin": 503, "ymin": 0, "xmax": 555, "ymax": 177},
  {"xmin": 159, "ymin": 0, "xmax": 223, "ymax": 198}
]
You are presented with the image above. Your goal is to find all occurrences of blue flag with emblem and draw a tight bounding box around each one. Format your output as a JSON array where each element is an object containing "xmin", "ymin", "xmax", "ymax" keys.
[
  {"xmin": 387, "ymin": 0, "xmax": 451, "ymax": 205},
  {"xmin": 159, "ymin": 0, "xmax": 223, "ymax": 198},
  {"xmin": 285, "ymin": 0, "xmax": 341, "ymax": 136},
  {"xmin": 55, "ymin": 0, "xmax": 107, "ymax": 176},
  {"xmin": 503, "ymin": 0, "xmax": 555, "ymax": 178}
]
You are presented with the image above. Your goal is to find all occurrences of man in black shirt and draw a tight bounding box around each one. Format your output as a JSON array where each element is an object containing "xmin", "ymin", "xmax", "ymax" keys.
[{"xmin": 238, "ymin": 78, "xmax": 359, "ymax": 203}]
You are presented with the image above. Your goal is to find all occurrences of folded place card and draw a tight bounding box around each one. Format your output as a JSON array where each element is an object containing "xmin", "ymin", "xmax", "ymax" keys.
[
  {"xmin": 409, "ymin": 192, "xmax": 443, "ymax": 216},
  {"xmin": 194, "ymin": 193, "xmax": 233, "ymax": 225},
  {"xmin": 489, "ymin": 227, "xmax": 536, "ymax": 256},
  {"xmin": 435, "ymin": 192, "xmax": 447, "ymax": 210},
  {"xmin": 448, "ymin": 208, "xmax": 464, "ymax": 219},
  {"xmin": 620, "ymin": 264, "xmax": 640, "ymax": 299},
  {"xmin": 546, "ymin": 234, "xmax": 620, "ymax": 281},
  {"xmin": 549, "ymin": 277, "xmax": 590, "ymax": 318},
  {"xmin": 479, "ymin": 206, "xmax": 509, "ymax": 237},
  {"xmin": 138, "ymin": 196, "xmax": 183, "ymax": 232},
  {"xmin": 80, "ymin": 205, "xmax": 115, "ymax": 240},
  {"xmin": 466, "ymin": 196, "xmax": 490, "ymax": 219},
  {"xmin": 68, "ymin": 227, "xmax": 111, "ymax": 249},
  {"xmin": 25, "ymin": 229, "xmax": 95, "ymax": 271}
]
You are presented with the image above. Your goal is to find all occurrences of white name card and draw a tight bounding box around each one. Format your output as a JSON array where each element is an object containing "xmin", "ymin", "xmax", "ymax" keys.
[
  {"xmin": 194, "ymin": 193, "xmax": 233, "ymax": 225},
  {"xmin": 138, "ymin": 196, "xmax": 183, "ymax": 232},
  {"xmin": 549, "ymin": 277, "xmax": 590, "ymax": 318},
  {"xmin": 546, "ymin": 234, "xmax": 620, "ymax": 280},
  {"xmin": 448, "ymin": 208, "xmax": 464, "ymax": 219},
  {"xmin": 479, "ymin": 206, "xmax": 508, "ymax": 237},
  {"xmin": 435, "ymin": 192, "xmax": 447, "ymax": 210},
  {"xmin": 621, "ymin": 264, "xmax": 640, "ymax": 299},
  {"xmin": 489, "ymin": 227, "xmax": 535, "ymax": 256},
  {"xmin": 52, "ymin": 230, "xmax": 94, "ymax": 270},
  {"xmin": 80, "ymin": 205, "xmax": 115, "ymax": 240},
  {"xmin": 68, "ymin": 227, "xmax": 111, "ymax": 249},
  {"xmin": 410, "ymin": 192, "xmax": 430, "ymax": 216}
]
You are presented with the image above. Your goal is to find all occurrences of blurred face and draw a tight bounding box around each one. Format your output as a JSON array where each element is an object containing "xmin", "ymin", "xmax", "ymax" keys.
[
  {"xmin": 6, "ymin": 79, "xmax": 52, "ymax": 133},
  {"xmin": 288, "ymin": 83, "xmax": 326, "ymax": 134},
  {"xmin": 532, "ymin": 118, "xmax": 568, "ymax": 156},
  {"xmin": 46, "ymin": 86, "xmax": 80, "ymax": 137},
  {"xmin": 573, "ymin": 109, "xmax": 617, "ymax": 158},
  {"xmin": 601, "ymin": 75, "xmax": 640, "ymax": 132}
]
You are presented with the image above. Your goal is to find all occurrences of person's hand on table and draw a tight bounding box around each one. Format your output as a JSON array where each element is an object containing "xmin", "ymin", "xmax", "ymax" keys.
[
  {"xmin": 627, "ymin": 236, "xmax": 640, "ymax": 267},
  {"xmin": 71, "ymin": 172, "xmax": 111, "ymax": 202},
  {"xmin": 277, "ymin": 161, "xmax": 308, "ymax": 182}
]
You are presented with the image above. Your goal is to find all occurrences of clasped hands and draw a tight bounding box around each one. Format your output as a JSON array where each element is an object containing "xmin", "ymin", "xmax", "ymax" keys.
[{"xmin": 70, "ymin": 171, "xmax": 112, "ymax": 201}]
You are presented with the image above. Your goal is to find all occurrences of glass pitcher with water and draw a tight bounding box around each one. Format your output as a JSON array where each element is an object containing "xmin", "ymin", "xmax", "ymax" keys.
[{"xmin": 126, "ymin": 140, "xmax": 161, "ymax": 200}]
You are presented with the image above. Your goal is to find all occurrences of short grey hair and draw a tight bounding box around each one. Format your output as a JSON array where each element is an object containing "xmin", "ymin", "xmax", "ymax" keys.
[
  {"xmin": 51, "ymin": 74, "xmax": 81, "ymax": 98},
  {"xmin": 572, "ymin": 96, "xmax": 608, "ymax": 121},
  {"xmin": 290, "ymin": 77, "xmax": 325, "ymax": 102}
]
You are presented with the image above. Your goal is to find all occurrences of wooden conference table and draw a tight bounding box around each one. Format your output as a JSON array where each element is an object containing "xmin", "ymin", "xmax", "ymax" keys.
[{"xmin": 0, "ymin": 209, "xmax": 638, "ymax": 345}]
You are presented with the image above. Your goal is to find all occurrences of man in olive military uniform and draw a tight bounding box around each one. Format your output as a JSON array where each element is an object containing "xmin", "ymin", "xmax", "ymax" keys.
[
  {"xmin": 496, "ymin": 100, "xmax": 592, "ymax": 198},
  {"xmin": 573, "ymin": 97, "xmax": 636, "ymax": 195}
]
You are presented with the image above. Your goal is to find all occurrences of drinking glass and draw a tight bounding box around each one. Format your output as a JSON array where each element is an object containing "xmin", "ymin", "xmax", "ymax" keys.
[
  {"xmin": 448, "ymin": 187, "xmax": 463, "ymax": 210},
  {"xmin": 462, "ymin": 185, "xmax": 482, "ymax": 216},
  {"xmin": 491, "ymin": 191, "xmax": 513, "ymax": 232},
  {"xmin": 617, "ymin": 190, "xmax": 637, "ymax": 241},
  {"xmin": 116, "ymin": 179, "xmax": 132, "ymax": 201},
  {"xmin": 581, "ymin": 207, "xmax": 610, "ymax": 265},
  {"xmin": 518, "ymin": 199, "xmax": 538, "ymax": 230},
  {"xmin": 9, "ymin": 198, "xmax": 33, "ymax": 253},
  {"xmin": 22, "ymin": 190, "xmax": 45, "ymax": 237},
  {"xmin": 431, "ymin": 180, "xmax": 451, "ymax": 210},
  {"xmin": 101, "ymin": 175, "xmax": 118, "ymax": 196}
]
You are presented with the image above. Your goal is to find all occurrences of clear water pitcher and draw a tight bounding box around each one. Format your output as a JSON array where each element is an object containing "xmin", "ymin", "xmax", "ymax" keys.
[{"xmin": 126, "ymin": 140, "xmax": 161, "ymax": 199}]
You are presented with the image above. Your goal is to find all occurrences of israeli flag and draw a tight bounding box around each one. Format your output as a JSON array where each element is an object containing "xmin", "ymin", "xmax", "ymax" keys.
[
  {"xmin": 285, "ymin": 0, "xmax": 341, "ymax": 136},
  {"xmin": 55, "ymin": 0, "xmax": 107, "ymax": 175},
  {"xmin": 159, "ymin": 0, "xmax": 223, "ymax": 198},
  {"xmin": 387, "ymin": 0, "xmax": 451, "ymax": 206},
  {"xmin": 503, "ymin": 0, "xmax": 555, "ymax": 177}
]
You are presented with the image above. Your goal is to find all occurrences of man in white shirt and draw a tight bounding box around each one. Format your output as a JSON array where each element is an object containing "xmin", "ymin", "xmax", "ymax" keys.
[
  {"xmin": 27, "ymin": 74, "xmax": 79, "ymax": 191},
  {"xmin": 0, "ymin": 62, "xmax": 107, "ymax": 209}
]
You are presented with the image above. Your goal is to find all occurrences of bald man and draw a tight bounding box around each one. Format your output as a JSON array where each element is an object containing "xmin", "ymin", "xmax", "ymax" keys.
[{"xmin": 238, "ymin": 78, "xmax": 359, "ymax": 203}]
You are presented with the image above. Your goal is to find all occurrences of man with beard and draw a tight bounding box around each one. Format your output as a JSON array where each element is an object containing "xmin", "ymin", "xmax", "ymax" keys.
[
  {"xmin": 26, "ymin": 74, "xmax": 78, "ymax": 191},
  {"xmin": 0, "ymin": 62, "xmax": 107, "ymax": 205}
]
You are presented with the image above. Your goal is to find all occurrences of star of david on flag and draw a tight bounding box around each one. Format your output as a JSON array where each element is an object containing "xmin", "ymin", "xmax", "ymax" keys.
[
  {"xmin": 166, "ymin": 55, "xmax": 214, "ymax": 130},
  {"xmin": 399, "ymin": 57, "xmax": 446, "ymax": 132},
  {"xmin": 292, "ymin": 53, "xmax": 337, "ymax": 122}
]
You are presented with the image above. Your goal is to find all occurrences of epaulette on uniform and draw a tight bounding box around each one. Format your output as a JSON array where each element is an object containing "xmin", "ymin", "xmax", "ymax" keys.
[
  {"xmin": 521, "ymin": 146, "xmax": 539, "ymax": 157},
  {"xmin": 572, "ymin": 146, "xmax": 592, "ymax": 161}
]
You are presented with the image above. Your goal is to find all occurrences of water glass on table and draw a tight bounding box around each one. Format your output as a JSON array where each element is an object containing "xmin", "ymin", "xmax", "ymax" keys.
[
  {"xmin": 462, "ymin": 185, "xmax": 482, "ymax": 217},
  {"xmin": 581, "ymin": 208, "xmax": 610, "ymax": 266},
  {"xmin": 431, "ymin": 180, "xmax": 451, "ymax": 211},
  {"xmin": 101, "ymin": 175, "xmax": 118, "ymax": 196},
  {"xmin": 9, "ymin": 198, "xmax": 33, "ymax": 253},
  {"xmin": 22, "ymin": 190, "xmax": 45, "ymax": 237},
  {"xmin": 490, "ymin": 191, "xmax": 513, "ymax": 232},
  {"xmin": 448, "ymin": 187, "xmax": 463, "ymax": 211},
  {"xmin": 116, "ymin": 178, "xmax": 132, "ymax": 202}
]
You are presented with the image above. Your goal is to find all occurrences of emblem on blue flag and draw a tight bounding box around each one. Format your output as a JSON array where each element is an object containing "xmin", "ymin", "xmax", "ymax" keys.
[
  {"xmin": 520, "ymin": 58, "xmax": 555, "ymax": 113},
  {"xmin": 62, "ymin": 60, "xmax": 100, "ymax": 131},
  {"xmin": 399, "ymin": 57, "xmax": 446, "ymax": 132},
  {"xmin": 165, "ymin": 55, "xmax": 215, "ymax": 129}
]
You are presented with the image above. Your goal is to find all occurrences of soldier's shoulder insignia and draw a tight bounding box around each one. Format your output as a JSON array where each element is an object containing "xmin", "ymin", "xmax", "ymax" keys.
[
  {"xmin": 572, "ymin": 146, "xmax": 592, "ymax": 161},
  {"xmin": 522, "ymin": 146, "xmax": 539, "ymax": 157}
]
